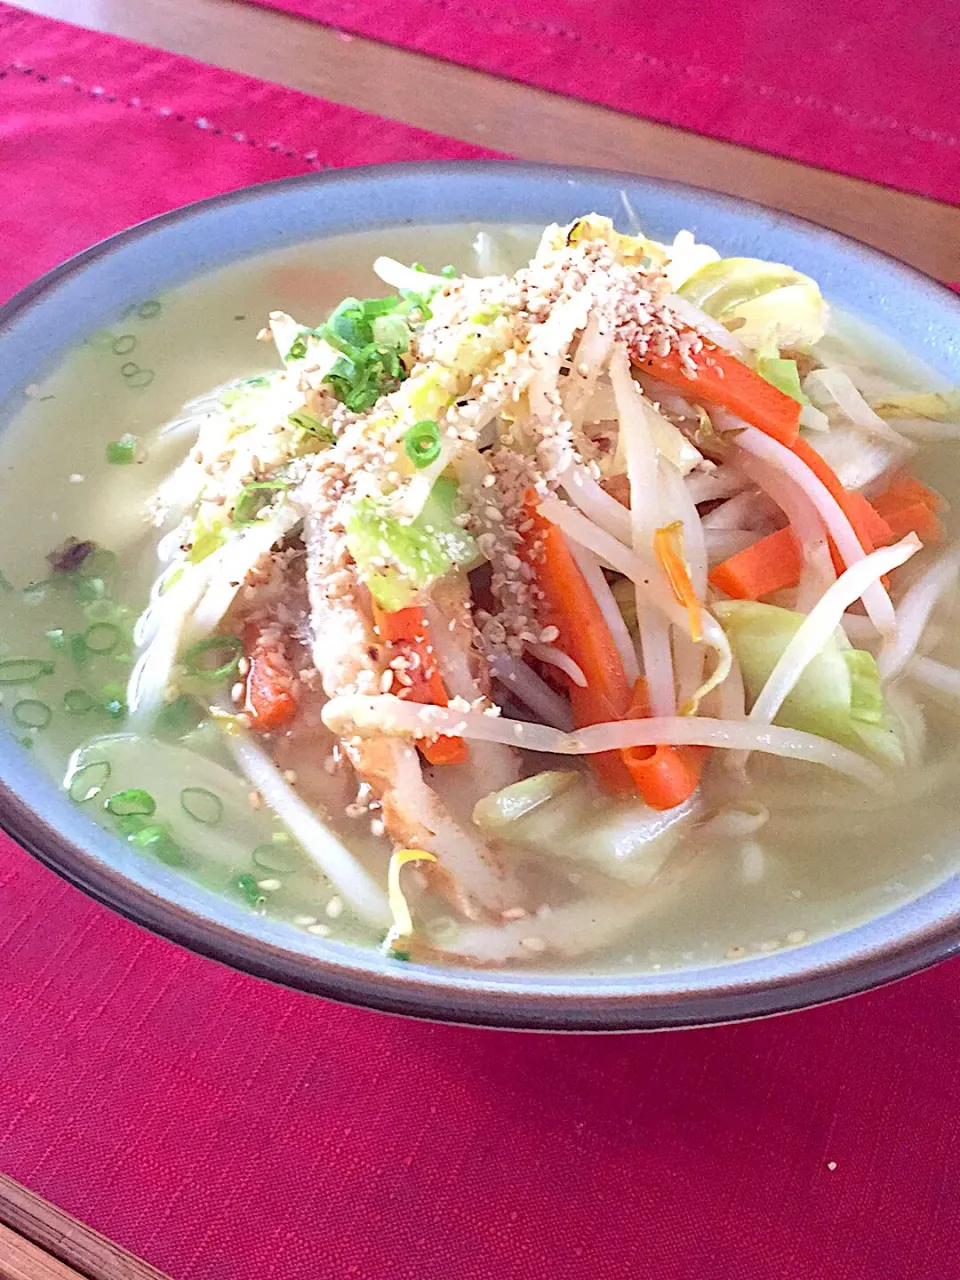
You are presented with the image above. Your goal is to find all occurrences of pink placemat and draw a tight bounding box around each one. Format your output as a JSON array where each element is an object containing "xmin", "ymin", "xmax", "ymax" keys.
[
  {"xmin": 3, "ymin": 7, "xmax": 960, "ymax": 1280},
  {"xmin": 243, "ymin": 0, "xmax": 960, "ymax": 205}
]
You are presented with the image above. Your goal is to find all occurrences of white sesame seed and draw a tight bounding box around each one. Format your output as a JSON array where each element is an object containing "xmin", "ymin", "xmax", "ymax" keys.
[
  {"xmin": 308, "ymin": 923, "xmax": 332, "ymax": 937},
  {"xmin": 283, "ymin": 769, "xmax": 298, "ymax": 785},
  {"xmin": 519, "ymin": 936, "xmax": 546, "ymax": 953},
  {"xmin": 257, "ymin": 878, "xmax": 281, "ymax": 892},
  {"xmin": 248, "ymin": 789, "xmax": 263, "ymax": 811},
  {"xmin": 293, "ymin": 914, "xmax": 318, "ymax": 926},
  {"xmin": 325, "ymin": 896, "xmax": 344, "ymax": 919}
]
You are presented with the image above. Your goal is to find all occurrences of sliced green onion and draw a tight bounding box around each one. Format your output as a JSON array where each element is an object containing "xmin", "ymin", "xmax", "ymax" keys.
[
  {"xmin": 180, "ymin": 787, "xmax": 224, "ymax": 826},
  {"xmin": 182, "ymin": 636, "xmax": 243, "ymax": 682},
  {"xmin": 129, "ymin": 824, "xmax": 185, "ymax": 865},
  {"xmin": 68, "ymin": 760, "xmax": 110, "ymax": 803},
  {"xmin": 104, "ymin": 788, "xmax": 156, "ymax": 817},
  {"xmin": 117, "ymin": 813, "xmax": 151, "ymax": 838},
  {"xmin": 0, "ymin": 570, "xmax": 14, "ymax": 593},
  {"xmin": 100, "ymin": 683, "xmax": 126, "ymax": 719},
  {"xmin": 440, "ymin": 265, "xmax": 457, "ymax": 279},
  {"xmin": 235, "ymin": 872, "xmax": 265, "ymax": 909},
  {"xmin": 123, "ymin": 367, "xmax": 155, "ymax": 389},
  {"xmin": 0, "ymin": 658, "xmax": 54, "ymax": 684},
  {"xmin": 106, "ymin": 438, "xmax": 136, "ymax": 465},
  {"xmin": 252, "ymin": 842, "xmax": 299, "ymax": 874},
  {"xmin": 286, "ymin": 332, "xmax": 311, "ymax": 361},
  {"xmin": 83, "ymin": 622, "xmax": 121, "ymax": 655},
  {"xmin": 156, "ymin": 693, "xmax": 203, "ymax": 738},
  {"xmin": 231, "ymin": 481, "xmax": 288, "ymax": 526},
  {"xmin": 77, "ymin": 547, "xmax": 118, "ymax": 579},
  {"xmin": 13, "ymin": 699, "xmax": 51, "ymax": 730},
  {"xmin": 137, "ymin": 299, "xmax": 162, "ymax": 319},
  {"xmin": 404, "ymin": 419, "xmax": 442, "ymax": 468},
  {"xmin": 63, "ymin": 689, "xmax": 94, "ymax": 715},
  {"xmin": 75, "ymin": 576, "xmax": 106, "ymax": 605},
  {"xmin": 69, "ymin": 633, "xmax": 89, "ymax": 665},
  {"xmin": 287, "ymin": 412, "xmax": 335, "ymax": 446},
  {"xmin": 112, "ymin": 334, "xmax": 137, "ymax": 356},
  {"xmin": 46, "ymin": 629, "xmax": 65, "ymax": 652}
]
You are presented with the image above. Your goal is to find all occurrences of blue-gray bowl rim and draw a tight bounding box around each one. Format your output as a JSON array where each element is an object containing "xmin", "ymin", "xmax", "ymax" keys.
[{"xmin": 1, "ymin": 159, "xmax": 959, "ymax": 1033}]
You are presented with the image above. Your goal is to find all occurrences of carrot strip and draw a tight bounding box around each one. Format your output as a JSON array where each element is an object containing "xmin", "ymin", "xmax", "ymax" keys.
[
  {"xmin": 879, "ymin": 501, "xmax": 944, "ymax": 546},
  {"xmin": 846, "ymin": 493, "xmax": 893, "ymax": 548},
  {"xmin": 872, "ymin": 475, "xmax": 944, "ymax": 515},
  {"xmin": 518, "ymin": 492, "xmax": 635, "ymax": 795},
  {"xmin": 708, "ymin": 526, "xmax": 802, "ymax": 601},
  {"xmin": 243, "ymin": 623, "xmax": 297, "ymax": 733},
  {"xmin": 633, "ymin": 342, "xmax": 801, "ymax": 447},
  {"xmin": 867, "ymin": 474, "xmax": 943, "ymax": 545},
  {"xmin": 653, "ymin": 521, "xmax": 702, "ymax": 642},
  {"xmin": 621, "ymin": 679, "xmax": 704, "ymax": 810},
  {"xmin": 373, "ymin": 603, "xmax": 467, "ymax": 766}
]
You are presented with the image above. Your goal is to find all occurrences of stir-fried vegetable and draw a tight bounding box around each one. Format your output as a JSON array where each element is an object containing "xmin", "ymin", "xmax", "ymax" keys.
[{"xmin": 118, "ymin": 208, "xmax": 960, "ymax": 967}]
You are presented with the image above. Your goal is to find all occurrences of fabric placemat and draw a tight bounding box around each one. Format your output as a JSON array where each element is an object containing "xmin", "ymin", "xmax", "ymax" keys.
[
  {"xmin": 2, "ymin": 7, "xmax": 960, "ymax": 1280},
  {"xmin": 243, "ymin": 0, "xmax": 960, "ymax": 205}
]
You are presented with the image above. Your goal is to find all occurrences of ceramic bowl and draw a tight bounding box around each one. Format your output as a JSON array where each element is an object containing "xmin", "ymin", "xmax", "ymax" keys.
[{"xmin": 2, "ymin": 162, "xmax": 959, "ymax": 1030}]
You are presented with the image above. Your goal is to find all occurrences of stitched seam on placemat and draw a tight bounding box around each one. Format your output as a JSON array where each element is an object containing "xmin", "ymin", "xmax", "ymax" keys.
[
  {"xmin": 0, "ymin": 62, "xmax": 331, "ymax": 167},
  {"xmin": 318, "ymin": 0, "xmax": 959, "ymax": 149}
]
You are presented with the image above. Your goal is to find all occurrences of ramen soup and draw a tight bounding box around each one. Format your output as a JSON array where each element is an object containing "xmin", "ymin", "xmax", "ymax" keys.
[{"xmin": 3, "ymin": 216, "xmax": 960, "ymax": 972}]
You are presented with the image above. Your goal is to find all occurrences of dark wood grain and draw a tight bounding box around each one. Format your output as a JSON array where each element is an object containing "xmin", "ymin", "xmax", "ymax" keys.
[
  {"xmin": 0, "ymin": 1177, "xmax": 170, "ymax": 1280},
  {"xmin": 11, "ymin": 0, "xmax": 960, "ymax": 278}
]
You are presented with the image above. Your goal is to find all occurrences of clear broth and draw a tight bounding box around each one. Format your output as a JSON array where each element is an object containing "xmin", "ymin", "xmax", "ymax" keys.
[{"xmin": 2, "ymin": 223, "xmax": 959, "ymax": 974}]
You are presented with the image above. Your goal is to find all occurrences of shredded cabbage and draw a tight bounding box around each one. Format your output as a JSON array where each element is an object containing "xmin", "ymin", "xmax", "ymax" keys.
[
  {"xmin": 715, "ymin": 600, "xmax": 903, "ymax": 765},
  {"xmin": 472, "ymin": 770, "xmax": 696, "ymax": 885},
  {"xmin": 344, "ymin": 477, "xmax": 478, "ymax": 611},
  {"xmin": 677, "ymin": 258, "xmax": 826, "ymax": 350}
]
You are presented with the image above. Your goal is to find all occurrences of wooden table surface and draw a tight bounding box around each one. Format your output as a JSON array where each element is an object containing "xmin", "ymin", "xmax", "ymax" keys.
[
  {"xmin": 12, "ymin": 0, "xmax": 960, "ymax": 280},
  {"xmin": 2, "ymin": 1, "xmax": 958, "ymax": 1275}
]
